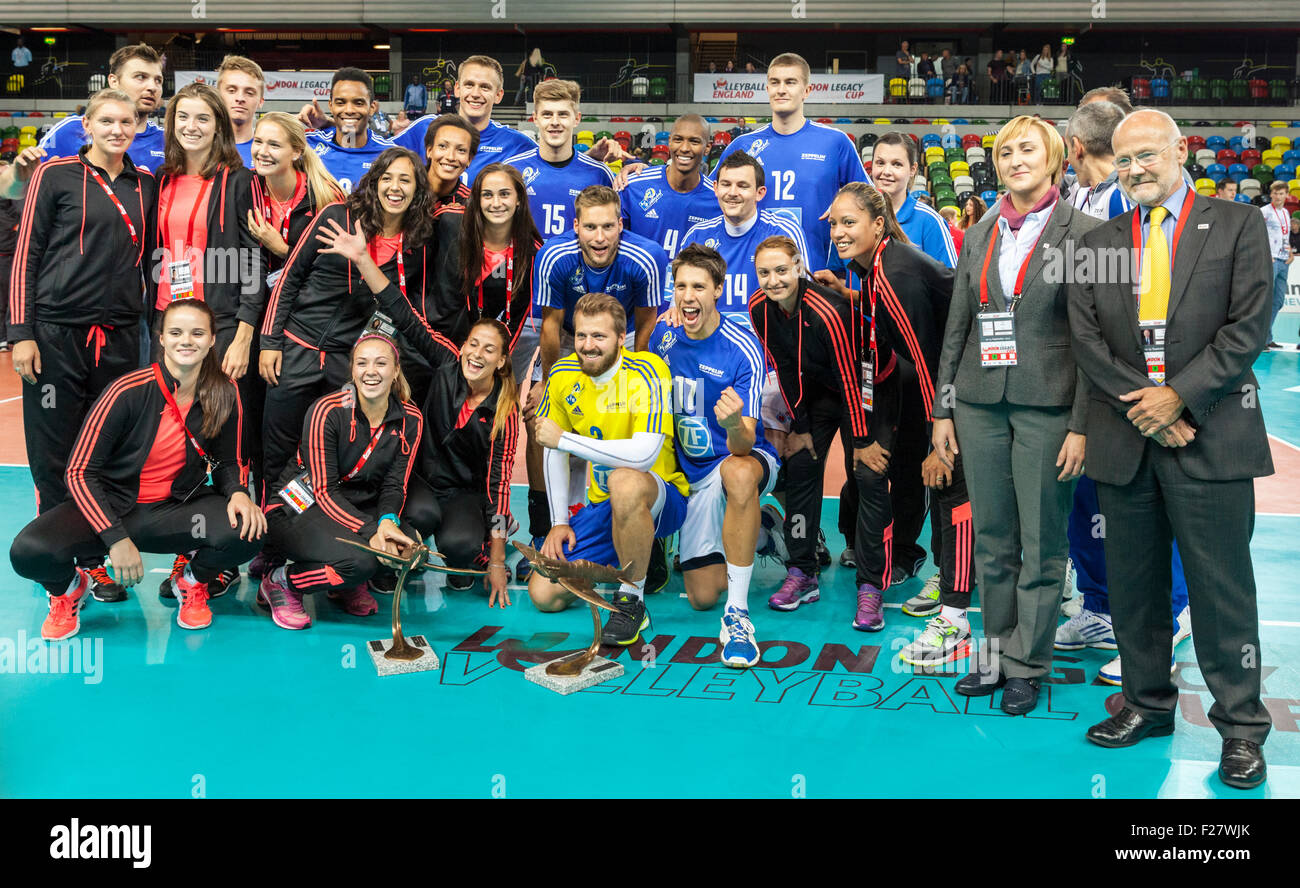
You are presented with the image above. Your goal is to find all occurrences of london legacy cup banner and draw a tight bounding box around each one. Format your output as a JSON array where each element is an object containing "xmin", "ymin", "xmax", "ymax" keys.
[
  {"xmin": 175, "ymin": 70, "xmax": 335, "ymax": 101},
  {"xmin": 694, "ymin": 73, "xmax": 884, "ymax": 104}
]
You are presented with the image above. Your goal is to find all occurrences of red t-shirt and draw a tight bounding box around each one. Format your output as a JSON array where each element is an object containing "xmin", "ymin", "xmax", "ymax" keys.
[
  {"xmin": 455, "ymin": 397, "xmax": 476, "ymax": 430},
  {"xmin": 157, "ymin": 175, "xmax": 212, "ymax": 308},
  {"xmin": 370, "ymin": 234, "xmax": 402, "ymax": 267},
  {"xmin": 137, "ymin": 400, "xmax": 193, "ymax": 503}
]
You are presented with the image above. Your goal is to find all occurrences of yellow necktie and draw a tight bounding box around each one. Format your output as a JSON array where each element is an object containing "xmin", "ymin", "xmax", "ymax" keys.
[{"xmin": 1138, "ymin": 206, "xmax": 1170, "ymax": 322}]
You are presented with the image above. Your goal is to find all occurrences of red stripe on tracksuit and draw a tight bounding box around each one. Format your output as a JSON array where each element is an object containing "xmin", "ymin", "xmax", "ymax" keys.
[
  {"xmin": 876, "ymin": 271, "xmax": 936, "ymax": 420},
  {"xmin": 395, "ymin": 403, "xmax": 423, "ymax": 517},
  {"xmin": 307, "ymin": 392, "xmax": 364, "ymax": 533},
  {"xmin": 261, "ymin": 208, "xmax": 337, "ymax": 339},
  {"xmin": 485, "ymin": 409, "xmax": 519, "ymax": 526},
  {"xmin": 801, "ymin": 292, "xmax": 869, "ymax": 441},
  {"xmin": 952, "ymin": 501, "xmax": 973, "ymax": 592},
  {"xmin": 64, "ymin": 368, "xmax": 154, "ymax": 533},
  {"xmin": 8, "ymin": 157, "xmax": 78, "ymax": 327}
]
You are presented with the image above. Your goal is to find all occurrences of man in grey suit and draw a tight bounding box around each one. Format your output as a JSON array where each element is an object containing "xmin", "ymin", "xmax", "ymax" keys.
[{"xmin": 1068, "ymin": 109, "xmax": 1274, "ymax": 789}]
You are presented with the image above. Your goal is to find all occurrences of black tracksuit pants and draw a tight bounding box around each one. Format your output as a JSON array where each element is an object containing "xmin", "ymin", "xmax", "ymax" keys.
[
  {"xmin": 780, "ymin": 387, "xmax": 892, "ymax": 588},
  {"xmin": 10, "ymin": 490, "xmax": 261, "ymax": 594},
  {"xmin": 263, "ymin": 503, "xmax": 417, "ymax": 594},
  {"xmin": 932, "ymin": 453, "xmax": 975, "ymax": 609},
  {"xmin": 401, "ymin": 476, "xmax": 488, "ymax": 569},
  {"xmin": 260, "ymin": 340, "xmax": 352, "ymax": 508},
  {"xmin": 23, "ymin": 320, "xmax": 139, "ymax": 513}
]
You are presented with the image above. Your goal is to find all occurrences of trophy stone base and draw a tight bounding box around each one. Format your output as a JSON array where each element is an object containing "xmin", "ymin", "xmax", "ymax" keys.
[
  {"xmin": 367, "ymin": 636, "xmax": 440, "ymax": 676},
  {"xmin": 525, "ymin": 655, "xmax": 624, "ymax": 695}
]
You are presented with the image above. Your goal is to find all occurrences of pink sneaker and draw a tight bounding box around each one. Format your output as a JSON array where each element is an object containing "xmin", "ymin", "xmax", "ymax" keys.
[
  {"xmin": 328, "ymin": 584, "xmax": 378, "ymax": 616},
  {"xmin": 853, "ymin": 584, "xmax": 885, "ymax": 632},
  {"xmin": 257, "ymin": 571, "xmax": 311, "ymax": 630},
  {"xmin": 768, "ymin": 568, "xmax": 820, "ymax": 611}
]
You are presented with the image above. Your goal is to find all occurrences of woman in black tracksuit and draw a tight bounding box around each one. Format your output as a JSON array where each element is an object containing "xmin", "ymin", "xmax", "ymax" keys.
[
  {"xmin": 257, "ymin": 331, "xmax": 425, "ymax": 630},
  {"xmin": 9, "ymin": 89, "xmax": 158, "ymax": 604},
  {"xmin": 10, "ymin": 299, "xmax": 264, "ymax": 640},
  {"xmin": 244, "ymin": 112, "xmax": 345, "ymax": 507},
  {"xmin": 146, "ymin": 83, "xmax": 265, "ymax": 598},
  {"xmin": 828, "ymin": 182, "xmax": 978, "ymax": 667},
  {"xmin": 749, "ymin": 234, "xmax": 899, "ymax": 632},
  {"xmin": 258, "ymin": 145, "xmax": 436, "ymax": 540},
  {"xmin": 395, "ymin": 316, "xmax": 520, "ymax": 606}
]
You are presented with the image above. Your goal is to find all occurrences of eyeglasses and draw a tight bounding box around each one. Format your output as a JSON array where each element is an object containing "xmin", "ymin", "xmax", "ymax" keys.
[{"xmin": 1114, "ymin": 141, "xmax": 1178, "ymax": 172}]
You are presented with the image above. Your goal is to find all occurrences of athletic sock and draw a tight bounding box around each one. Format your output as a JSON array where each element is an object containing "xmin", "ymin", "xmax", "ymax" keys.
[
  {"xmin": 725, "ymin": 562, "xmax": 754, "ymax": 612},
  {"xmin": 270, "ymin": 565, "xmax": 288, "ymax": 588},
  {"xmin": 619, "ymin": 577, "xmax": 647, "ymax": 601},
  {"xmin": 182, "ymin": 562, "xmax": 199, "ymax": 586},
  {"xmin": 940, "ymin": 604, "xmax": 968, "ymax": 631},
  {"xmin": 64, "ymin": 573, "xmax": 81, "ymax": 596}
]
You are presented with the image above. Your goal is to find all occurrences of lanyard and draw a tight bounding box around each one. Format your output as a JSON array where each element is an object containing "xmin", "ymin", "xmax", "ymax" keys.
[
  {"xmin": 86, "ymin": 166, "xmax": 140, "ymax": 247},
  {"xmin": 1272, "ymin": 205, "xmax": 1290, "ymax": 237},
  {"xmin": 980, "ymin": 217, "xmax": 1049, "ymax": 312},
  {"xmin": 478, "ymin": 243, "xmax": 514, "ymax": 320},
  {"xmin": 1130, "ymin": 192, "xmax": 1197, "ymax": 296},
  {"xmin": 341, "ymin": 422, "xmax": 385, "ymax": 481},
  {"xmin": 152, "ymin": 363, "xmax": 214, "ymax": 467},
  {"xmin": 262, "ymin": 172, "xmax": 306, "ymax": 243},
  {"xmin": 368, "ymin": 233, "xmax": 406, "ymax": 298},
  {"xmin": 162, "ymin": 176, "xmax": 215, "ymax": 253}
]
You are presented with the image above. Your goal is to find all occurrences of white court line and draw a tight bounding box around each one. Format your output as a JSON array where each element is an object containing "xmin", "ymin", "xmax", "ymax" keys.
[
  {"xmin": 1261, "ymin": 620, "xmax": 1300, "ymax": 628},
  {"xmin": 1270, "ymin": 433, "xmax": 1300, "ymax": 453},
  {"xmin": 0, "ymin": 395, "xmax": 21, "ymax": 404}
]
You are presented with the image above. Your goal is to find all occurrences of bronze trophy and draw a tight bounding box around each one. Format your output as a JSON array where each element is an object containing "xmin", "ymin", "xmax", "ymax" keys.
[
  {"xmin": 513, "ymin": 541, "xmax": 635, "ymax": 694},
  {"xmin": 335, "ymin": 537, "xmax": 485, "ymax": 676}
]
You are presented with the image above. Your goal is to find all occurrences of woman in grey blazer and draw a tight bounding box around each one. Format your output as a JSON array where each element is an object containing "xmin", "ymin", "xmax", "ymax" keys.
[{"xmin": 931, "ymin": 115, "xmax": 1098, "ymax": 714}]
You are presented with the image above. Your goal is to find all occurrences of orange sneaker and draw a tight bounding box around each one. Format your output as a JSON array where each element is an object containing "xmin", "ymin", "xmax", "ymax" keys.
[
  {"xmin": 175, "ymin": 570, "xmax": 212, "ymax": 630},
  {"xmin": 42, "ymin": 569, "xmax": 91, "ymax": 641}
]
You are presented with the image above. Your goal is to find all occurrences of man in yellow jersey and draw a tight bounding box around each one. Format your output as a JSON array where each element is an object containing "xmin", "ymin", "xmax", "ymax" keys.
[{"xmin": 530, "ymin": 293, "xmax": 689, "ymax": 645}]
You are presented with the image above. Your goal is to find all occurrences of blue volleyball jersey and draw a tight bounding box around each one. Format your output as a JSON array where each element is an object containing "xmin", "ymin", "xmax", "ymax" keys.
[
  {"xmin": 38, "ymin": 116, "xmax": 167, "ymax": 173},
  {"xmin": 714, "ymin": 120, "xmax": 869, "ymax": 272},
  {"xmin": 235, "ymin": 138, "xmax": 255, "ymax": 169},
  {"xmin": 305, "ymin": 127, "xmax": 396, "ymax": 194},
  {"xmin": 394, "ymin": 116, "xmax": 536, "ymax": 186},
  {"xmin": 506, "ymin": 147, "xmax": 615, "ymax": 238},
  {"xmin": 534, "ymin": 229, "xmax": 666, "ymax": 333},
  {"xmin": 675, "ymin": 211, "xmax": 810, "ymax": 314},
  {"xmin": 649, "ymin": 315, "xmax": 776, "ymax": 483},
  {"xmin": 895, "ymin": 193, "xmax": 958, "ymax": 268},
  {"xmin": 619, "ymin": 166, "xmax": 718, "ymax": 259}
]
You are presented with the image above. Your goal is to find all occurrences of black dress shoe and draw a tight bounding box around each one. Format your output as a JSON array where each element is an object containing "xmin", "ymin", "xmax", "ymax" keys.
[
  {"xmin": 1000, "ymin": 677, "xmax": 1041, "ymax": 715},
  {"xmin": 1219, "ymin": 738, "xmax": 1266, "ymax": 789},
  {"xmin": 955, "ymin": 668, "xmax": 1006, "ymax": 697},
  {"xmin": 1086, "ymin": 707, "xmax": 1175, "ymax": 748}
]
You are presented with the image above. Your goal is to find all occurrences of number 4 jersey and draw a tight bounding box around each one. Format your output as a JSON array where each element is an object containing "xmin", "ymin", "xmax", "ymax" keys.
[
  {"xmin": 649, "ymin": 315, "xmax": 777, "ymax": 484},
  {"xmin": 619, "ymin": 165, "xmax": 719, "ymax": 259},
  {"xmin": 674, "ymin": 211, "xmax": 810, "ymax": 316}
]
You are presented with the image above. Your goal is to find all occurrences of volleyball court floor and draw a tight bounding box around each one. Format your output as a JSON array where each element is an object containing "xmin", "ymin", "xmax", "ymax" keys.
[{"xmin": 0, "ymin": 350, "xmax": 1297, "ymax": 799}]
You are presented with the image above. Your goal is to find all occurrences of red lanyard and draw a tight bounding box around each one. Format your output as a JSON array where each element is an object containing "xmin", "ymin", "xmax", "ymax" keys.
[
  {"xmin": 262, "ymin": 173, "xmax": 306, "ymax": 243},
  {"xmin": 1130, "ymin": 191, "xmax": 1197, "ymax": 295},
  {"xmin": 162, "ymin": 176, "xmax": 214, "ymax": 253},
  {"xmin": 478, "ymin": 244, "xmax": 514, "ymax": 320},
  {"xmin": 1272, "ymin": 206, "xmax": 1290, "ymax": 236},
  {"xmin": 341, "ymin": 422, "xmax": 385, "ymax": 481},
  {"xmin": 368, "ymin": 233, "xmax": 406, "ymax": 298},
  {"xmin": 980, "ymin": 216, "xmax": 1050, "ymax": 311},
  {"xmin": 86, "ymin": 166, "xmax": 140, "ymax": 247},
  {"xmin": 152, "ymin": 364, "xmax": 213, "ymax": 466}
]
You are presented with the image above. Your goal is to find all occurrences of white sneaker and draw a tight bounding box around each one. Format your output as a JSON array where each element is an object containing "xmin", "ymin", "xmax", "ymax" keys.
[
  {"xmin": 1061, "ymin": 556, "xmax": 1076, "ymax": 601},
  {"xmin": 1054, "ymin": 607, "xmax": 1117, "ymax": 650},
  {"xmin": 1172, "ymin": 605, "xmax": 1192, "ymax": 647},
  {"xmin": 756, "ymin": 504, "xmax": 789, "ymax": 564},
  {"xmin": 1099, "ymin": 651, "xmax": 1177, "ymax": 686}
]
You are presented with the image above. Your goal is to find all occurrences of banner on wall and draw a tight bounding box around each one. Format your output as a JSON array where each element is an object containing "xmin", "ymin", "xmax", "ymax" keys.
[
  {"xmin": 1283, "ymin": 260, "xmax": 1300, "ymax": 314},
  {"xmin": 175, "ymin": 70, "xmax": 335, "ymax": 101},
  {"xmin": 693, "ymin": 73, "xmax": 884, "ymax": 104}
]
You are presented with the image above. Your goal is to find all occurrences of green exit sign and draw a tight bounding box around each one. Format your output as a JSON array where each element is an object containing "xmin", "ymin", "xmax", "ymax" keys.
[{"xmin": 44, "ymin": 37, "xmax": 56, "ymax": 45}]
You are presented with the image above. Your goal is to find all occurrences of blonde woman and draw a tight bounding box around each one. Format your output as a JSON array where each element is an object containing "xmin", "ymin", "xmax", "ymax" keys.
[{"xmin": 932, "ymin": 116, "xmax": 1098, "ymax": 714}]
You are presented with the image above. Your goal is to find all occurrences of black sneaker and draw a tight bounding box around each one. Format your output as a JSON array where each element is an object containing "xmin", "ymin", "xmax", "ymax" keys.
[
  {"xmin": 890, "ymin": 554, "xmax": 928, "ymax": 586},
  {"xmin": 86, "ymin": 564, "xmax": 127, "ymax": 603},
  {"xmin": 161, "ymin": 565, "xmax": 237, "ymax": 599},
  {"xmin": 447, "ymin": 572, "xmax": 475, "ymax": 591},
  {"xmin": 645, "ymin": 537, "xmax": 670, "ymax": 595},
  {"xmin": 815, "ymin": 530, "xmax": 831, "ymax": 568},
  {"xmin": 602, "ymin": 593, "xmax": 649, "ymax": 646},
  {"xmin": 368, "ymin": 571, "xmax": 398, "ymax": 595}
]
